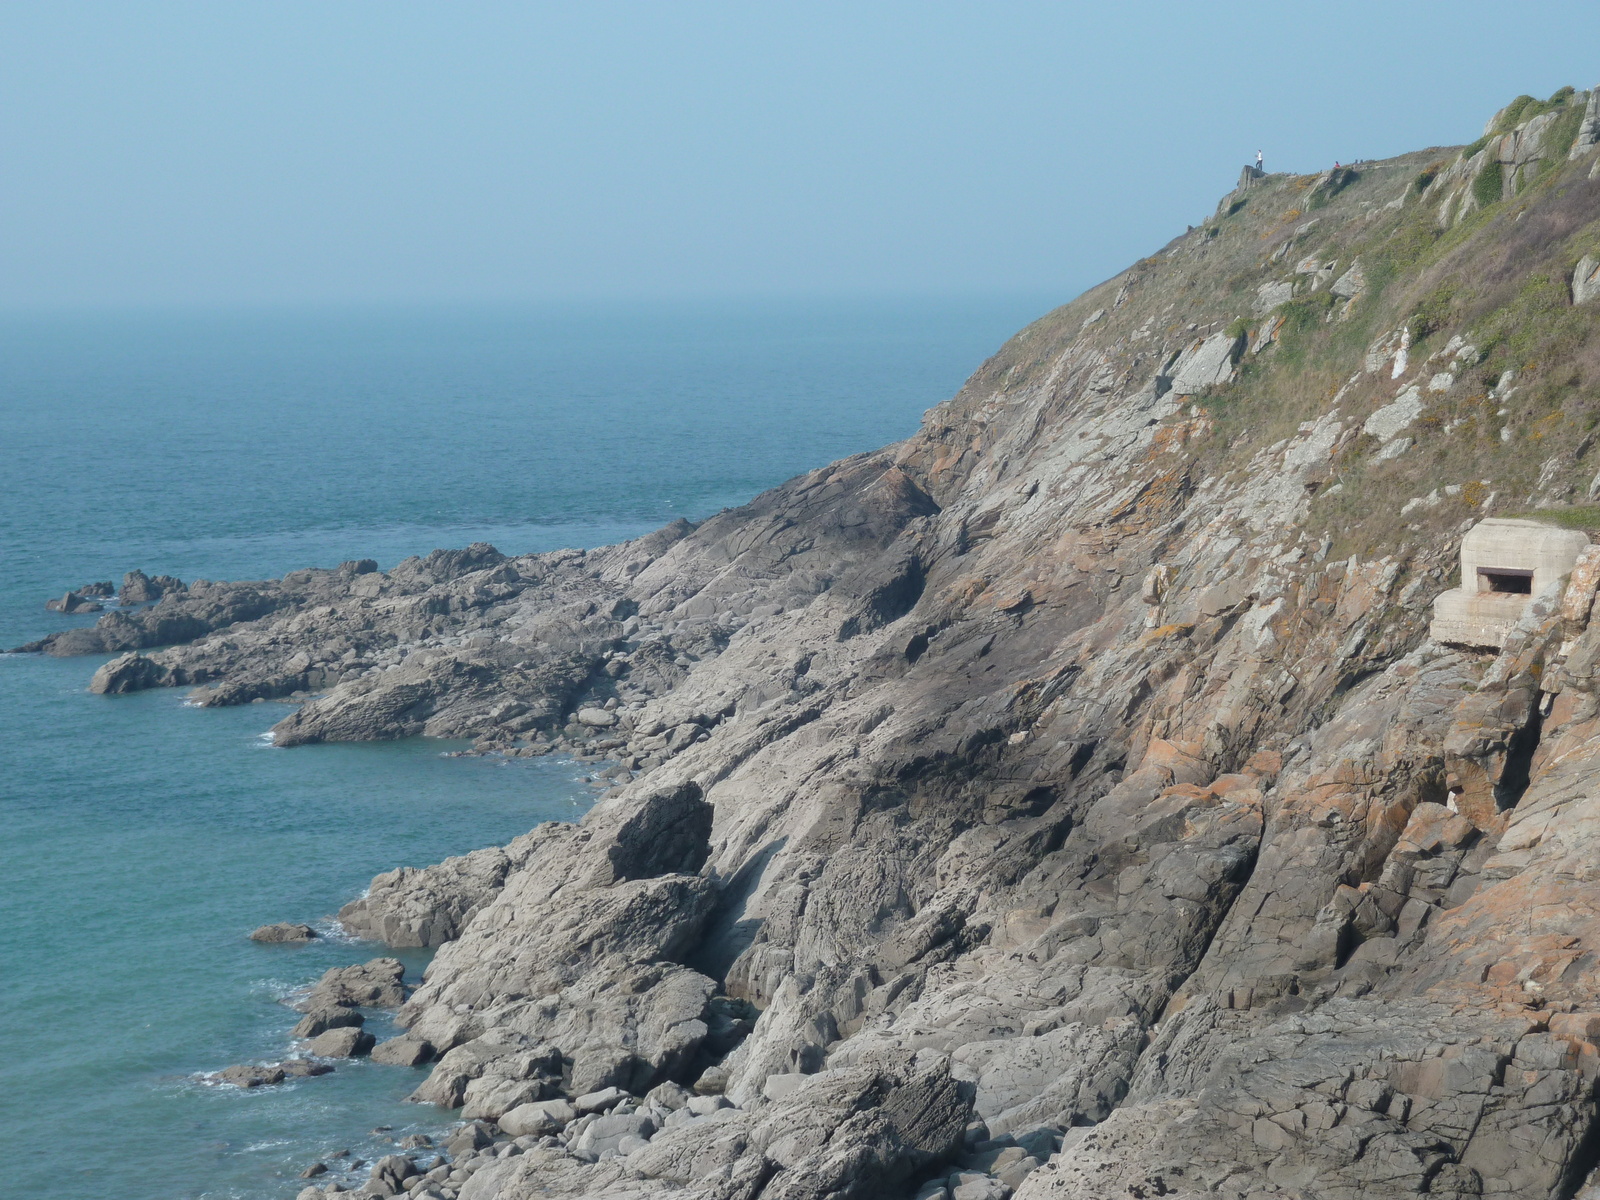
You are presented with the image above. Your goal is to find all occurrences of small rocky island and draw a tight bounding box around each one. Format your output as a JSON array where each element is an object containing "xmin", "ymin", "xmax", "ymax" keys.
[{"xmin": 30, "ymin": 85, "xmax": 1600, "ymax": 1199}]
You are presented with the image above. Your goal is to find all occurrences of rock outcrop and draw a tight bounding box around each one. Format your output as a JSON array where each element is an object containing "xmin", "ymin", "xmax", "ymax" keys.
[{"xmin": 38, "ymin": 88, "xmax": 1600, "ymax": 1199}]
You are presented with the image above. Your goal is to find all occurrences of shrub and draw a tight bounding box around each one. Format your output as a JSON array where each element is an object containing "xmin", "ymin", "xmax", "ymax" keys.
[
  {"xmin": 1275, "ymin": 293, "xmax": 1336, "ymax": 335},
  {"xmin": 1500, "ymin": 94, "xmax": 1539, "ymax": 131},
  {"xmin": 1473, "ymin": 160, "xmax": 1504, "ymax": 210},
  {"xmin": 1225, "ymin": 317, "xmax": 1250, "ymax": 341},
  {"xmin": 1409, "ymin": 284, "xmax": 1459, "ymax": 343}
]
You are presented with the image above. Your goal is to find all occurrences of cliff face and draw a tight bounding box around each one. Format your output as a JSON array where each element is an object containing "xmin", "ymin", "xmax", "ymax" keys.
[{"xmin": 40, "ymin": 87, "xmax": 1600, "ymax": 1199}]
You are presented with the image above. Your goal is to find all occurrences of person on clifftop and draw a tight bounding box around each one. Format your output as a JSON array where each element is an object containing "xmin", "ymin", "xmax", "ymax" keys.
[{"xmin": 1256, "ymin": 150, "xmax": 1263, "ymax": 171}]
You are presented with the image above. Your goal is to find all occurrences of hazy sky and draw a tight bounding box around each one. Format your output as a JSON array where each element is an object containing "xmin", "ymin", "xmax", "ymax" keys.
[{"xmin": 3, "ymin": 1, "xmax": 1600, "ymax": 309}]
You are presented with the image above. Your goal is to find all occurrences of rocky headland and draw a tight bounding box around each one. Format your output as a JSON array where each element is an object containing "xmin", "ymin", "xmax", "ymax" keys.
[{"xmin": 30, "ymin": 86, "xmax": 1600, "ymax": 1199}]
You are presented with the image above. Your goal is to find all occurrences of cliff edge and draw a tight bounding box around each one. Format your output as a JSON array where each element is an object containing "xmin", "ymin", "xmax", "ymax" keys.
[{"xmin": 34, "ymin": 84, "xmax": 1600, "ymax": 1200}]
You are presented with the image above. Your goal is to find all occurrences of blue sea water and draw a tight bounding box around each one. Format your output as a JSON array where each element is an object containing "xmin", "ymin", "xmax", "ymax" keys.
[{"xmin": 0, "ymin": 295, "xmax": 1052, "ymax": 1199}]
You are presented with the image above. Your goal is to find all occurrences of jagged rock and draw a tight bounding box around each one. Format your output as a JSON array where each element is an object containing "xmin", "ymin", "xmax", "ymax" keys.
[
  {"xmin": 51, "ymin": 105, "xmax": 1600, "ymax": 1200},
  {"xmin": 302, "ymin": 958, "xmax": 407, "ymax": 1010},
  {"xmin": 44, "ymin": 590, "xmax": 104, "ymax": 613},
  {"xmin": 1572, "ymin": 85, "xmax": 1600, "ymax": 159},
  {"xmin": 293, "ymin": 1006, "xmax": 364, "ymax": 1039},
  {"xmin": 89, "ymin": 651, "xmax": 168, "ymax": 694},
  {"xmin": 120, "ymin": 569, "xmax": 186, "ymax": 603},
  {"xmin": 1166, "ymin": 330, "xmax": 1243, "ymax": 395},
  {"xmin": 250, "ymin": 921, "xmax": 318, "ymax": 943},
  {"xmin": 279, "ymin": 1058, "xmax": 335, "ymax": 1077},
  {"xmin": 365, "ymin": 1154, "xmax": 416, "ymax": 1196},
  {"xmin": 216, "ymin": 1063, "xmax": 286, "ymax": 1088},
  {"xmin": 337, "ymin": 833, "xmax": 553, "ymax": 948},
  {"xmin": 1574, "ymin": 254, "xmax": 1600, "ymax": 306}
]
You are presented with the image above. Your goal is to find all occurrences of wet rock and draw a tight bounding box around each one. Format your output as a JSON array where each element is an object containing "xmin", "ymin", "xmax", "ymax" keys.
[
  {"xmin": 293, "ymin": 1006, "xmax": 364, "ymax": 1039},
  {"xmin": 306, "ymin": 1027, "xmax": 376, "ymax": 1058},
  {"xmin": 88, "ymin": 651, "xmax": 168, "ymax": 694},
  {"xmin": 303, "ymin": 958, "xmax": 407, "ymax": 1009},
  {"xmin": 216, "ymin": 1064, "xmax": 286, "ymax": 1088},
  {"xmin": 250, "ymin": 921, "xmax": 319, "ymax": 943},
  {"xmin": 45, "ymin": 590, "xmax": 104, "ymax": 614},
  {"xmin": 120, "ymin": 569, "xmax": 186, "ymax": 604},
  {"xmin": 280, "ymin": 1058, "xmax": 336, "ymax": 1077},
  {"xmin": 365, "ymin": 1154, "xmax": 416, "ymax": 1196}
]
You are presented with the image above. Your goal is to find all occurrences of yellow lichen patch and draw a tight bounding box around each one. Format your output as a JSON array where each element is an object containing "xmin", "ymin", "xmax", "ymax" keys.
[
  {"xmin": 1530, "ymin": 412, "xmax": 1565, "ymax": 440},
  {"xmin": 1141, "ymin": 623, "xmax": 1193, "ymax": 644}
]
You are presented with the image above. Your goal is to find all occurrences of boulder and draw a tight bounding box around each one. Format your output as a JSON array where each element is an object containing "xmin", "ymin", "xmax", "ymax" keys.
[
  {"xmin": 574, "ymin": 1085, "xmax": 631, "ymax": 1114},
  {"xmin": 45, "ymin": 591, "xmax": 103, "ymax": 614},
  {"xmin": 217, "ymin": 1064, "xmax": 286, "ymax": 1088},
  {"xmin": 88, "ymin": 652, "xmax": 168, "ymax": 694},
  {"xmin": 1165, "ymin": 330, "xmax": 1243, "ymax": 395},
  {"xmin": 497, "ymin": 1101, "xmax": 569, "ymax": 1138},
  {"xmin": 1575, "ymin": 254, "xmax": 1600, "ymax": 306},
  {"xmin": 306, "ymin": 1027, "xmax": 376, "ymax": 1058},
  {"xmin": 292, "ymin": 1006, "xmax": 364, "ymax": 1039},
  {"xmin": 280, "ymin": 1058, "xmax": 335, "ymax": 1077},
  {"xmin": 365, "ymin": 1154, "xmax": 415, "ymax": 1197},
  {"xmin": 572, "ymin": 1111, "xmax": 658, "ymax": 1160},
  {"xmin": 119, "ymin": 569, "xmax": 185, "ymax": 604},
  {"xmin": 576, "ymin": 706, "xmax": 617, "ymax": 727},
  {"xmin": 302, "ymin": 958, "xmax": 407, "ymax": 1009},
  {"xmin": 370, "ymin": 1034, "xmax": 434, "ymax": 1067},
  {"xmin": 460, "ymin": 1073, "xmax": 552, "ymax": 1120},
  {"xmin": 250, "ymin": 921, "xmax": 319, "ymax": 943}
]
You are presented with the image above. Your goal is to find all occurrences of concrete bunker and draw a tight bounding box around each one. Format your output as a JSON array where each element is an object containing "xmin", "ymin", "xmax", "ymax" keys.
[{"xmin": 1430, "ymin": 518, "xmax": 1590, "ymax": 649}]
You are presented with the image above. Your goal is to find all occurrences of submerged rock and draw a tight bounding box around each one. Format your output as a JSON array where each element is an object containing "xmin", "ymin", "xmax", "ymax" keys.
[{"xmin": 249, "ymin": 921, "xmax": 318, "ymax": 943}]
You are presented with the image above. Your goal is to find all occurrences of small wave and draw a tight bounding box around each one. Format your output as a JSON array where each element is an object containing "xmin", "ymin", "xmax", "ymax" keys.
[
  {"xmin": 241, "ymin": 1139, "xmax": 294, "ymax": 1152},
  {"xmin": 313, "ymin": 917, "xmax": 360, "ymax": 944}
]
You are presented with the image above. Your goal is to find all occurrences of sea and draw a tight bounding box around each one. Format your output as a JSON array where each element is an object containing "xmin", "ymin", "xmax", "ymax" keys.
[{"xmin": 0, "ymin": 295, "xmax": 1054, "ymax": 1200}]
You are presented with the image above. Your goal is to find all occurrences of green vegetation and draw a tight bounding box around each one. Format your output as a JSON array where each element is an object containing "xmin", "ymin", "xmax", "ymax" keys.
[
  {"xmin": 1514, "ymin": 506, "xmax": 1600, "ymax": 532},
  {"xmin": 1414, "ymin": 162, "xmax": 1446, "ymax": 194},
  {"xmin": 1275, "ymin": 293, "xmax": 1336, "ymax": 337},
  {"xmin": 1224, "ymin": 316, "xmax": 1250, "ymax": 340},
  {"xmin": 1408, "ymin": 283, "xmax": 1460, "ymax": 344},
  {"xmin": 1473, "ymin": 160, "xmax": 1504, "ymax": 209}
]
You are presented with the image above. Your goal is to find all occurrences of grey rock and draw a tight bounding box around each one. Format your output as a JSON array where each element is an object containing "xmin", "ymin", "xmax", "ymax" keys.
[
  {"xmin": 1575, "ymin": 254, "xmax": 1600, "ymax": 306},
  {"xmin": 119, "ymin": 569, "xmax": 186, "ymax": 604},
  {"xmin": 303, "ymin": 958, "xmax": 407, "ymax": 1009},
  {"xmin": 370, "ymin": 1034, "xmax": 434, "ymax": 1066},
  {"xmin": 251, "ymin": 921, "xmax": 319, "ymax": 943},
  {"xmin": 45, "ymin": 590, "xmax": 103, "ymax": 614},
  {"xmin": 292, "ymin": 1006, "xmax": 363, "ymax": 1038},
  {"xmin": 1166, "ymin": 330, "xmax": 1243, "ymax": 394},
  {"xmin": 216, "ymin": 1063, "xmax": 286, "ymax": 1088},
  {"xmin": 280, "ymin": 1057, "xmax": 335, "ymax": 1077},
  {"xmin": 573, "ymin": 1085, "xmax": 630, "ymax": 1114},
  {"xmin": 366, "ymin": 1154, "xmax": 415, "ymax": 1197},
  {"xmin": 89, "ymin": 651, "xmax": 168, "ymax": 694},
  {"xmin": 306, "ymin": 1027, "xmax": 376, "ymax": 1058}
]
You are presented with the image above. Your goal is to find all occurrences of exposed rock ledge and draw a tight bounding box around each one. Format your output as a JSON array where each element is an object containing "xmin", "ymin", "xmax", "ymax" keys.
[{"xmin": 37, "ymin": 96, "xmax": 1600, "ymax": 1199}]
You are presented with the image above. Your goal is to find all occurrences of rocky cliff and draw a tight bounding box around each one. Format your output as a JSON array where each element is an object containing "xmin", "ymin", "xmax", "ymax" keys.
[{"xmin": 36, "ymin": 85, "xmax": 1600, "ymax": 1199}]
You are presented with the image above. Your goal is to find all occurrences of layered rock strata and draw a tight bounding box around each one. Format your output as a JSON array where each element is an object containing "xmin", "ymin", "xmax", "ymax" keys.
[{"xmin": 33, "ymin": 87, "xmax": 1600, "ymax": 1199}]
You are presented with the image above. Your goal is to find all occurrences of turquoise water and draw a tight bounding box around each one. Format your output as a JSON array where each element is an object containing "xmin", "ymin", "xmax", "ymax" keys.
[{"xmin": 0, "ymin": 296, "xmax": 1050, "ymax": 1199}]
